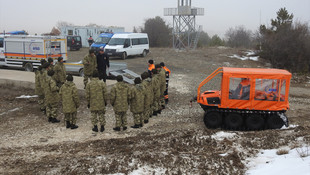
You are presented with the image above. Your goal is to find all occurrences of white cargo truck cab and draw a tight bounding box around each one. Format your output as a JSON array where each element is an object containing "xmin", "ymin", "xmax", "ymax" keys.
[
  {"xmin": 104, "ymin": 33, "xmax": 149, "ymax": 59},
  {"xmin": 0, "ymin": 35, "xmax": 67, "ymax": 71}
]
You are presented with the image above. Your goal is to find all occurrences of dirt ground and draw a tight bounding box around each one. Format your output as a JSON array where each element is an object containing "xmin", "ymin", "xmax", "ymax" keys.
[{"xmin": 1, "ymin": 47, "xmax": 310, "ymax": 174}]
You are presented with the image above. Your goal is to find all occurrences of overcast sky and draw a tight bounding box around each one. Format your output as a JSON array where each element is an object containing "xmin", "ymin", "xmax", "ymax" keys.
[{"xmin": 0, "ymin": 0, "xmax": 309, "ymax": 38}]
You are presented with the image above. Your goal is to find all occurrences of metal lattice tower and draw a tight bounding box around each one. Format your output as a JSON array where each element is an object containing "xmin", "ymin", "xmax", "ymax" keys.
[{"xmin": 164, "ymin": 0, "xmax": 204, "ymax": 50}]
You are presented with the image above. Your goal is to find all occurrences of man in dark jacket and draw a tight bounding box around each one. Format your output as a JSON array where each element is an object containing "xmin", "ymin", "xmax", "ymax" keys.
[{"xmin": 96, "ymin": 48, "xmax": 110, "ymax": 82}]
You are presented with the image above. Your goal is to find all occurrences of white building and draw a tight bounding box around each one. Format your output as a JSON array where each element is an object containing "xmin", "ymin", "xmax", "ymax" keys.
[{"xmin": 60, "ymin": 26, "xmax": 125, "ymax": 47}]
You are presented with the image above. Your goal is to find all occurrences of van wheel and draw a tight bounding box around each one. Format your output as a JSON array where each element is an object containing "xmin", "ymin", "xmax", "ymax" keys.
[
  {"xmin": 24, "ymin": 63, "xmax": 33, "ymax": 72},
  {"xmin": 79, "ymin": 68, "xmax": 84, "ymax": 77},
  {"xmin": 141, "ymin": 50, "xmax": 147, "ymax": 57},
  {"xmin": 121, "ymin": 52, "xmax": 127, "ymax": 60}
]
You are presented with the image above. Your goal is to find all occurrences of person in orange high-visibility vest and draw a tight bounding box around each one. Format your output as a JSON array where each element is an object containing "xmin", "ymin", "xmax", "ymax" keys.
[
  {"xmin": 233, "ymin": 78, "xmax": 250, "ymax": 100},
  {"xmin": 160, "ymin": 62, "xmax": 171, "ymax": 104},
  {"xmin": 148, "ymin": 59, "xmax": 155, "ymax": 78}
]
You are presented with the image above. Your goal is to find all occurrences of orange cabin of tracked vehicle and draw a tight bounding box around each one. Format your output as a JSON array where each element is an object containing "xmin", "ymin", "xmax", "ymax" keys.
[{"xmin": 197, "ymin": 67, "xmax": 292, "ymax": 111}]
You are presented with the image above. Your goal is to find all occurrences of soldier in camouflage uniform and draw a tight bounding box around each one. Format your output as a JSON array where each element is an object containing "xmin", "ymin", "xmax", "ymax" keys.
[
  {"xmin": 46, "ymin": 70, "xmax": 60, "ymax": 123},
  {"xmin": 83, "ymin": 50, "xmax": 97, "ymax": 88},
  {"xmin": 35, "ymin": 66, "xmax": 45, "ymax": 112},
  {"xmin": 151, "ymin": 69, "xmax": 161, "ymax": 116},
  {"xmin": 110, "ymin": 75, "xmax": 131, "ymax": 131},
  {"xmin": 156, "ymin": 64, "xmax": 166, "ymax": 110},
  {"xmin": 130, "ymin": 77, "xmax": 146, "ymax": 128},
  {"xmin": 85, "ymin": 70, "xmax": 108, "ymax": 132},
  {"xmin": 48, "ymin": 57, "xmax": 54, "ymax": 71},
  {"xmin": 141, "ymin": 72, "xmax": 153, "ymax": 123},
  {"xmin": 54, "ymin": 57, "xmax": 66, "ymax": 87},
  {"xmin": 59, "ymin": 75, "xmax": 80, "ymax": 129},
  {"xmin": 40, "ymin": 62, "xmax": 50, "ymax": 114}
]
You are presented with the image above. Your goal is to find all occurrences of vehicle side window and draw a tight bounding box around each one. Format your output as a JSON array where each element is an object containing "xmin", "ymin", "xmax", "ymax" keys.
[
  {"xmin": 0, "ymin": 38, "xmax": 3, "ymax": 48},
  {"xmin": 139, "ymin": 38, "xmax": 148, "ymax": 44},
  {"xmin": 124, "ymin": 39, "xmax": 130, "ymax": 46},
  {"xmin": 229, "ymin": 77, "xmax": 251, "ymax": 100},
  {"xmin": 254, "ymin": 79, "xmax": 286, "ymax": 101},
  {"xmin": 132, "ymin": 39, "xmax": 139, "ymax": 45}
]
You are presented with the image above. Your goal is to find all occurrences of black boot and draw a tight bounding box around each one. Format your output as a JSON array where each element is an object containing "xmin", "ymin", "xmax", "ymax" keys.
[
  {"xmin": 66, "ymin": 121, "xmax": 71, "ymax": 128},
  {"xmin": 48, "ymin": 117, "xmax": 53, "ymax": 122},
  {"xmin": 144, "ymin": 120, "xmax": 149, "ymax": 124},
  {"xmin": 140, "ymin": 123, "xmax": 143, "ymax": 128},
  {"xmin": 52, "ymin": 118, "xmax": 60, "ymax": 123},
  {"xmin": 131, "ymin": 124, "xmax": 140, "ymax": 129},
  {"xmin": 71, "ymin": 124, "xmax": 78, "ymax": 129},
  {"xmin": 152, "ymin": 111, "xmax": 158, "ymax": 116},
  {"xmin": 113, "ymin": 127, "xmax": 121, "ymax": 131},
  {"xmin": 100, "ymin": 125, "xmax": 105, "ymax": 132},
  {"xmin": 157, "ymin": 110, "xmax": 162, "ymax": 114},
  {"xmin": 162, "ymin": 105, "xmax": 166, "ymax": 109},
  {"xmin": 123, "ymin": 126, "xmax": 127, "ymax": 131},
  {"xmin": 92, "ymin": 125, "xmax": 98, "ymax": 132}
]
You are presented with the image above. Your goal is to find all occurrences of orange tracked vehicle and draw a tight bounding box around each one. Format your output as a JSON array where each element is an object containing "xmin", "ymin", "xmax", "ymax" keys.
[{"xmin": 197, "ymin": 67, "xmax": 291, "ymax": 130}]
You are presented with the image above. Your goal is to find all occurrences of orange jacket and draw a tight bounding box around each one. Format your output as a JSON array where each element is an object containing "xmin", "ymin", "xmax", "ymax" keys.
[
  {"xmin": 163, "ymin": 66, "xmax": 171, "ymax": 75},
  {"xmin": 148, "ymin": 64, "xmax": 155, "ymax": 71}
]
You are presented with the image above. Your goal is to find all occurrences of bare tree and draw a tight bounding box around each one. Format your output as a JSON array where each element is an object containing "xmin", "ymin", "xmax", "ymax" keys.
[
  {"xmin": 225, "ymin": 26, "xmax": 253, "ymax": 48},
  {"xmin": 56, "ymin": 21, "xmax": 74, "ymax": 29}
]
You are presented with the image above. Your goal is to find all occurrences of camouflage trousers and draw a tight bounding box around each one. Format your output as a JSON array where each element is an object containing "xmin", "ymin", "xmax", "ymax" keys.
[
  {"xmin": 144, "ymin": 106, "xmax": 152, "ymax": 121},
  {"xmin": 64, "ymin": 112, "xmax": 77, "ymax": 125},
  {"xmin": 38, "ymin": 95, "xmax": 45, "ymax": 110},
  {"xmin": 152, "ymin": 99, "xmax": 161, "ymax": 112},
  {"xmin": 46, "ymin": 102, "xmax": 58, "ymax": 118},
  {"xmin": 160, "ymin": 96, "xmax": 165, "ymax": 108},
  {"xmin": 133, "ymin": 113, "xmax": 143, "ymax": 125},
  {"xmin": 115, "ymin": 111, "xmax": 127, "ymax": 128},
  {"xmin": 83, "ymin": 74, "xmax": 92, "ymax": 88},
  {"xmin": 91, "ymin": 110, "xmax": 105, "ymax": 126}
]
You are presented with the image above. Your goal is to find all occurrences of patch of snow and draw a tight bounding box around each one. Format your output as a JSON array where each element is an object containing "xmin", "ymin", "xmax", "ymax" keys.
[
  {"xmin": 281, "ymin": 124, "xmax": 298, "ymax": 130},
  {"xmin": 0, "ymin": 107, "xmax": 21, "ymax": 116},
  {"xmin": 16, "ymin": 95, "xmax": 38, "ymax": 99},
  {"xmin": 246, "ymin": 147, "xmax": 310, "ymax": 175},
  {"xmin": 129, "ymin": 166, "xmax": 167, "ymax": 175},
  {"xmin": 211, "ymin": 131, "xmax": 238, "ymax": 141},
  {"xmin": 219, "ymin": 153, "xmax": 228, "ymax": 157},
  {"xmin": 229, "ymin": 54, "xmax": 259, "ymax": 61}
]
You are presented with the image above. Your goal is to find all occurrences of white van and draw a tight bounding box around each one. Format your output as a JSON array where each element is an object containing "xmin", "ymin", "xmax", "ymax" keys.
[{"xmin": 104, "ymin": 33, "xmax": 149, "ymax": 59}]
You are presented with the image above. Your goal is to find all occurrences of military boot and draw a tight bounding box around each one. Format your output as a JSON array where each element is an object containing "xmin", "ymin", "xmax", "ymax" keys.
[
  {"xmin": 113, "ymin": 127, "xmax": 121, "ymax": 131},
  {"xmin": 71, "ymin": 124, "xmax": 78, "ymax": 130},
  {"xmin": 144, "ymin": 120, "xmax": 149, "ymax": 124},
  {"xmin": 140, "ymin": 123, "xmax": 143, "ymax": 128},
  {"xmin": 66, "ymin": 121, "xmax": 71, "ymax": 128},
  {"xmin": 123, "ymin": 126, "xmax": 127, "ymax": 131},
  {"xmin": 52, "ymin": 118, "xmax": 60, "ymax": 123},
  {"xmin": 100, "ymin": 125, "xmax": 105, "ymax": 132},
  {"xmin": 48, "ymin": 117, "xmax": 53, "ymax": 122},
  {"xmin": 131, "ymin": 124, "xmax": 140, "ymax": 129},
  {"xmin": 152, "ymin": 111, "xmax": 158, "ymax": 116},
  {"xmin": 92, "ymin": 125, "xmax": 98, "ymax": 132}
]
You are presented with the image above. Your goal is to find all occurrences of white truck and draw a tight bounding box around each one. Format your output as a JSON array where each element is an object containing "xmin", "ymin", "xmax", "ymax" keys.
[
  {"xmin": 104, "ymin": 33, "xmax": 149, "ymax": 59},
  {"xmin": 0, "ymin": 35, "xmax": 67, "ymax": 71}
]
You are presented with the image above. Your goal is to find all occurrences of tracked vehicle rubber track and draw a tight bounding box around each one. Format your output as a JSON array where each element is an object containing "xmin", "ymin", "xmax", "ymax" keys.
[{"xmin": 197, "ymin": 67, "xmax": 291, "ymax": 130}]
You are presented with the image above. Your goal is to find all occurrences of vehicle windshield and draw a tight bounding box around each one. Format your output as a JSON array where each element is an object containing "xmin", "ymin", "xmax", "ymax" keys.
[
  {"xmin": 73, "ymin": 36, "xmax": 81, "ymax": 41},
  {"xmin": 108, "ymin": 38, "xmax": 126, "ymax": 45},
  {"xmin": 0, "ymin": 38, "xmax": 3, "ymax": 47},
  {"xmin": 95, "ymin": 37, "xmax": 111, "ymax": 44}
]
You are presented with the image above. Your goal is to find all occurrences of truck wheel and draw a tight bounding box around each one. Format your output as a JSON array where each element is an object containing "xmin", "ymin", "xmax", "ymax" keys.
[
  {"xmin": 24, "ymin": 63, "xmax": 33, "ymax": 72},
  {"xmin": 267, "ymin": 114, "xmax": 284, "ymax": 129},
  {"xmin": 141, "ymin": 50, "xmax": 147, "ymax": 57},
  {"xmin": 224, "ymin": 113, "xmax": 243, "ymax": 130},
  {"xmin": 246, "ymin": 114, "xmax": 264, "ymax": 130},
  {"xmin": 79, "ymin": 68, "xmax": 84, "ymax": 77},
  {"xmin": 204, "ymin": 111, "xmax": 222, "ymax": 128},
  {"xmin": 121, "ymin": 52, "xmax": 127, "ymax": 60}
]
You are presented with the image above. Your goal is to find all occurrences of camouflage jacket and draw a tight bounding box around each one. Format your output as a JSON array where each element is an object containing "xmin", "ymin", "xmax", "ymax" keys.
[
  {"xmin": 35, "ymin": 70, "xmax": 44, "ymax": 96},
  {"xmin": 110, "ymin": 81, "xmax": 131, "ymax": 113},
  {"xmin": 159, "ymin": 68, "xmax": 166, "ymax": 95},
  {"xmin": 141, "ymin": 78, "xmax": 153, "ymax": 108},
  {"xmin": 85, "ymin": 78, "xmax": 108, "ymax": 111},
  {"xmin": 130, "ymin": 84, "xmax": 146, "ymax": 114},
  {"xmin": 40, "ymin": 69, "xmax": 48, "ymax": 94},
  {"xmin": 83, "ymin": 54, "xmax": 97, "ymax": 76},
  {"xmin": 45, "ymin": 76, "xmax": 59, "ymax": 104},
  {"xmin": 152, "ymin": 74, "xmax": 161, "ymax": 101},
  {"xmin": 54, "ymin": 62, "xmax": 66, "ymax": 84},
  {"xmin": 59, "ymin": 81, "xmax": 80, "ymax": 113}
]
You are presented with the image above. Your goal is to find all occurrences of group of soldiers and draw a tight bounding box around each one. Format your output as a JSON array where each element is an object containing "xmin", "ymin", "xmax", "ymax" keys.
[{"xmin": 34, "ymin": 50, "xmax": 171, "ymax": 132}]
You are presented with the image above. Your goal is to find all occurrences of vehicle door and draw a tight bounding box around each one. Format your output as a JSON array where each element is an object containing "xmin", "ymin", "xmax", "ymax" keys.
[{"xmin": 124, "ymin": 38, "xmax": 134, "ymax": 56}]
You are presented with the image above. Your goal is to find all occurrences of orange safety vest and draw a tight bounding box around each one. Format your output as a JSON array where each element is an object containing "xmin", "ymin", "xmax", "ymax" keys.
[
  {"xmin": 163, "ymin": 66, "xmax": 171, "ymax": 75},
  {"xmin": 148, "ymin": 64, "xmax": 155, "ymax": 71},
  {"xmin": 239, "ymin": 79, "xmax": 250, "ymax": 99}
]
